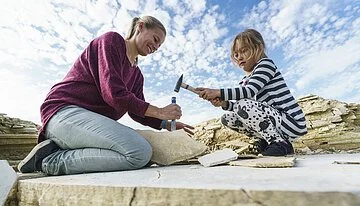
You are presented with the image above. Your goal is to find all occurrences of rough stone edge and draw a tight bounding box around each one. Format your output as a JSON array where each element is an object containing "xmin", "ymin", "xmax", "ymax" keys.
[
  {"xmin": 16, "ymin": 181, "xmax": 360, "ymax": 206},
  {"xmin": 5, "ymin": 173, "xmax": 47, "ymax": 206}
]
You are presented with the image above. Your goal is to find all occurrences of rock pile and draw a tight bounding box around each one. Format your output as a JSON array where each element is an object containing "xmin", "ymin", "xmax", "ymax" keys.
[
  {"xmin": 295, "ymin": 95, "xmax": 360, "ymax": 153},
  {"xmin": 0, "ymin": 113, "xmax": 38, "ymax": 169},
  {"xmin": 192, "ymin": 95, "xmax": 360, "ymax": 154}
]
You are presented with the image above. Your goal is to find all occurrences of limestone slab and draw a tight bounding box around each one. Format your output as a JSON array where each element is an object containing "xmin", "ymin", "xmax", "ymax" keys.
[
  {"xmin": 0, "ymin": 160, "xmax": 17, "ymax": 206},
  {"xmin": 136, "ymin": 129, "xmax": 207, "ymax": 165},
  {"xmin": 198, "ymin": 148, "xmax": 238, "ymax": 167},
  {"xmin": 333, "ymin": 160, "xmax": 360, "ymax": 165},
  {"xmin": 229, "ymin": 156, "xmax": 296, "ymax": 168},
  {"xmin": 15, "ymin": 154, "xmax": 360, "ymax": 206}
]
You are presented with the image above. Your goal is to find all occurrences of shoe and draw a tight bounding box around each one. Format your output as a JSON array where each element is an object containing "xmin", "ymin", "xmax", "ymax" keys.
[
  {"xmin": 248, "ymin": 138, "xmax": 268, "ymax": 155},
  {"xmin": 262, "ymin": 140, "xmax": 294, "ymax": 156},
  {"xmin": 18, "ymin": 139, "xmax": 59, "ymax": 173}
]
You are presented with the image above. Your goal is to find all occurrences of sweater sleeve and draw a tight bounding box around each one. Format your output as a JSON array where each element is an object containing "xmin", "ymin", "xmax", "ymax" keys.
[
  {"xmin": 95, "ymin": 32, "xmax": 149, "ymax": 117},
  {"xmin": 220, "ymin": 59, "xmax": 276, "ymax": 101},
  {"xmin": 128, "ymin": 74, "xmax": 162, "ymax": 130}
]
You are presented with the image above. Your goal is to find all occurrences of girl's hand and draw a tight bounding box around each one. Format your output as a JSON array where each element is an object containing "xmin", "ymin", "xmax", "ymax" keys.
[
  {"xmin": 195, "ymin": 87, "xmax": 221, "ymax": 100},
  {"xmin": 166, "ymin": 121, "xmax": 195, "ymax": 135},
  {"xmin": 210, "ymin": 98, "xmax": 227, "ymax": 108}
]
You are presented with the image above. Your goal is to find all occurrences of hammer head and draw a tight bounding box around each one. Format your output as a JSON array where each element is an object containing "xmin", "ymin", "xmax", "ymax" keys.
[{"xmin": 174, "ymin": 74, "xmax": 183, "ymax": 92}]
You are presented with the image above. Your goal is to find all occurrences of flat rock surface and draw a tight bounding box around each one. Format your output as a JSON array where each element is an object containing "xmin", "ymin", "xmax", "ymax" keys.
[
  {"xmin": 0, "ymin": 160, "xmax": 17, "ymax": 205},
  {"xmin": 19, "ymin": 153, "xmax": 360, "ymax": 193},
  {"xmin": 13, "ymin": 154, "xmax": 360, "ymax": 206}
]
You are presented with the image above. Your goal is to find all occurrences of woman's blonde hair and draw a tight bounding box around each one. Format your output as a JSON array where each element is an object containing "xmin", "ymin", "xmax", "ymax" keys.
[
  {"xmin": 230, "ymin": 29, "xmax": 267, "ymax": 64},
  {"xmin": 126, "ymin": 16, "xmax": 166, "ymax": 40}
]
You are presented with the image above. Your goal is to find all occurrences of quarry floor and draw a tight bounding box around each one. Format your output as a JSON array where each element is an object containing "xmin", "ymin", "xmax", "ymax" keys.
[{"xmin": 7, "ymin": 153, "xmax": 360, "ymax": 206}]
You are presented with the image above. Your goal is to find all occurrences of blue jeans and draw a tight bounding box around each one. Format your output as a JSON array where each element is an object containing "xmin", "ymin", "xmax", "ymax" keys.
[{"xmin": 42, "ymin": 105, "xmax": 152, "ymax": 175}]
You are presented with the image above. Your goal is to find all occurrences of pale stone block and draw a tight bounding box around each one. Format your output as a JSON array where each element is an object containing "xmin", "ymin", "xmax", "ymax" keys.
[
  {"xmin": 14, "ymin": 154, "xmax": 360, "ymax": 206},
  {"xmin": 229, "ymin": 156, "xmax": 296, "ymax": 168},
  {"xmin": 198, "ymin": 148, "xmax": 238, "ymax": 167},
  {"xmin": 136, "ymin": 129, "xmax": 207, "ymax": 165},
  {"xmin": 0, "ymin": 160, "xmax": 17, "ymax": 205},
  {"xmin": 333, "ymin": 160, "xmax": 360, "ymax": 165}
]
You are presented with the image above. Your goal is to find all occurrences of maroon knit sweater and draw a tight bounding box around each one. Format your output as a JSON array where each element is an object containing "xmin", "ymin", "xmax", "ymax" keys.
[{"xmin": 38, "ymin": 32, "xmax": 161, "ymax": 142}]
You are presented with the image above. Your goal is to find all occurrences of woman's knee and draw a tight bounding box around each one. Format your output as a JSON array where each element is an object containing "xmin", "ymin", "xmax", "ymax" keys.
[{"xmin": 126, "ymin": 140, "xmax": 152, "ymax": 168}]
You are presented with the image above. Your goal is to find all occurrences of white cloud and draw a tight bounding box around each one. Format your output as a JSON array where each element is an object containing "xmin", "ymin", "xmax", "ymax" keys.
[
  {"xmin": 294, "ymin": 35, "xmax": 360, "ymax": 89},
  {"xmin": 0, "ymin": 69, "xmax": 47, "ymax": 123},
  {"xmin": 162, "ymin": 0, "xmax": 178, "ymax": 9},
  {"xmin": 119, "ymin": 0, "xmax": 140, "ymax": 11},
  {"xmin": 1, "ymin": 0, "xmax": 359, "ymax": 129},
  {"xmin": 269, "ymin": 0, "xmax": 303, "ymax": 40},
  {"xmin": 185, "ymin": 0, "xmax": 206, "ymax": 14},
  {"xmin": 238, "ymin": 0, "xmax": 360, "ymax": 102},
  {"xmin": 314, "ymin": 64, "xmax": 360, "ymax": 101}
]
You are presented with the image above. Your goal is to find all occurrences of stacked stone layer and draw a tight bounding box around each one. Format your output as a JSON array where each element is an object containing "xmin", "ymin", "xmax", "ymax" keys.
[{"xmin": 0, "ymin": 114, "xmax": 38, "ymax": 169}]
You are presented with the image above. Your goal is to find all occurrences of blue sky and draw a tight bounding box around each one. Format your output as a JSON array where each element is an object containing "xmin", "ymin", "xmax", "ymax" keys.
[{"xmin": 0, "ymin": 0, "xmax": 359, "ymax": 129}]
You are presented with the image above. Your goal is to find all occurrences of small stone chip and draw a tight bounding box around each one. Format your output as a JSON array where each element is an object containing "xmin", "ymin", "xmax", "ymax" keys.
[
  {"xmin": 198, "ymin": 148, "xmax": 238, "ymax": 167},
  {"xmin": 229, "ymin": 156, "xmax": 296, "ymax": 168}
]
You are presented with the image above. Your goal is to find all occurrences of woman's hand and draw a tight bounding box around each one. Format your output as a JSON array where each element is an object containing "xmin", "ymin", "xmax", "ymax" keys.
[
  {"xmin": 195, "ymin": 87, "xmax": 221, "ymax": 100},
  {"xmin": 166, "ymin": 121, "xmax": 195, "ymax": 135},
  {"xmin": 159, "ymin": 103, "xmax": 182, "ymax": 120},
  {"xmin": 145, "ymin": 104, "xmax": 182, "ymax": 120}
]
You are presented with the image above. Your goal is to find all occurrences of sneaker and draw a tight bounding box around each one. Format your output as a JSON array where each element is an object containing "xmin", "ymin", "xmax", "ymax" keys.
[
  {"xmin": 248, "ymin": 138, "xmax": 268, "ymax": 155},
  {"xmin": 262, "ymin": 140, "xmax": 294, "ymax": 156},
  {"xmin": 18, "ymin": 139, "xmax": 59, "ymax": 173}
]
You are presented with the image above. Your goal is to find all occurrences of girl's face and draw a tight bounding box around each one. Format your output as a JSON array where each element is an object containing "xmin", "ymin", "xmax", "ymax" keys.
[
  {"xmin": 233, "ymin": 43, "xmax": 258, "ymax": 73},
  {"xmin": 135, "ymin": 23, "xmax": 165, "ymax": 56}
]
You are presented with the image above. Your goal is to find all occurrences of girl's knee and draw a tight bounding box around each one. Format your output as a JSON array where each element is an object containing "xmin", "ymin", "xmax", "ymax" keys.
[
  {"xmin": 234, "ymin": 98, "xmax": 252, "ymax": 107},
  {"xmin": 233, "ymin": 99, "xmax": 255, "ymax": 118},
  {"xmin": 221, "ymin": 113, "xmax": 245, "ymax": 129},
  {"xmin": 221, "ymin": 114, "xmax": 228, "ymax": 126}
]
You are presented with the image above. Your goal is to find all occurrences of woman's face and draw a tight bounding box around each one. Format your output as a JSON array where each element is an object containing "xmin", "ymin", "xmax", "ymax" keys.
[{"xmin": 135, "ymin": 23, "xmax": 165, "ymax": 56}]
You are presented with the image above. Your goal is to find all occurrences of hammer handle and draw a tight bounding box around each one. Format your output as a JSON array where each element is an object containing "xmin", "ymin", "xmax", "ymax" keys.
[{"xmin": 181, "ymin": 83, "xmax": 200, "ymax": 95}]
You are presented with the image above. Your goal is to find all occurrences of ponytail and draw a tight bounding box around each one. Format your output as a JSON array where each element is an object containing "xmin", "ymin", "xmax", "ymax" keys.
[
  {"xmin": 126, "ymin": 17, "xmax": 140, "ymax": 40},
  {"xmin": 126, "ymin": 16, "xmax": 166, "ymax": 40}
]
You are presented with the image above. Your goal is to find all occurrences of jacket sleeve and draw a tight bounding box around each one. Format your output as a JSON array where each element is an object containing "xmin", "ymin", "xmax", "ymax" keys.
[
  {"xmin": 220, "ymin": 59, "xmax": 276, "ymax": 101},
  {"xmin": 94, "ymin": 32, "xmax": 149, "ymax": 117},
  {"xmin": 128, "ymin": 74, "xmax": 162, "ymax": 130}
]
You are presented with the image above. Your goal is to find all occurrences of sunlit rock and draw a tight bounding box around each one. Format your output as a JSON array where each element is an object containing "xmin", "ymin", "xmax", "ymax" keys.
[
  {"xmin": 193, "ymin": 95, "xmax": 360, "ymax": 154},
  {"xmin": 0, "ymin": 114, "xmax": 38, "ymax": 170}
]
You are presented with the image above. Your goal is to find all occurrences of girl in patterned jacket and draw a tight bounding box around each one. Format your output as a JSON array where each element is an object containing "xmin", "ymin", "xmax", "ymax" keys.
[{"xmin": 196, "ymin": 29, "xmax": 307, "ymax": 156}]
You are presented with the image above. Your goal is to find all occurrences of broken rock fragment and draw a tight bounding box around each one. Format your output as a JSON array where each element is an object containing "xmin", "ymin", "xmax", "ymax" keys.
[{"xmin": 198, "ymin": 148, "xmax": 238, "ymax": 167}]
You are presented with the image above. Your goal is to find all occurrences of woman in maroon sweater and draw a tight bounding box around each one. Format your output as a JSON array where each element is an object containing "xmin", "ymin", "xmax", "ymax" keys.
[{"xmin": 18, "ymin": 16, "xmax": 193, "ymax": 175}]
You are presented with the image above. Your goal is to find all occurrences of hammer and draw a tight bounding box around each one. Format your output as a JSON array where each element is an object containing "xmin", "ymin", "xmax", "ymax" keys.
[{"xmin": 174, "ymin": 74, "xmax": 200, "ymax": 95}]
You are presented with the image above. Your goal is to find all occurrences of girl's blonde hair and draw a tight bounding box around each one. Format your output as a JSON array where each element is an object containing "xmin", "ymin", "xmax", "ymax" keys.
[
  {"xmin": 230, "ymin": 29, "xmax": 267, "ymax": 64},
  {"xmin": 126, "ymin": 16, "xmax": 166, "ymax": 40}
]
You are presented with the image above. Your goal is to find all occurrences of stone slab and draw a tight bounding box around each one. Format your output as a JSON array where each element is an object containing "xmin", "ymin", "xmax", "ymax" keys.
[
  {"xmin": 0, "ymin": 160, "xmax": 17, "ymax": 206},
  {"xmin": 229, "ymin": 156, "xmax": 296, "ymax": 168},
  {"xmin": 136, "ymin": 129, "xmax": 207, "ymax": 165},
  {"xmin": 15, "ymin": 154, "xmax": 360, "ymax": 205},
  {"xmin": 198, "ymin": 148, "xmax": 238, "ymax": 167},
  {"xmin": 5, "ymin": 173, "xmax": 47, "ymax": 206},
  {"xmin": 333, "ymin": 160, "xmax": 360, "ymax": 165}
]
